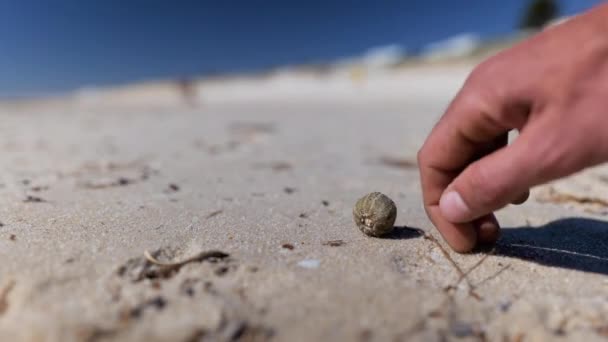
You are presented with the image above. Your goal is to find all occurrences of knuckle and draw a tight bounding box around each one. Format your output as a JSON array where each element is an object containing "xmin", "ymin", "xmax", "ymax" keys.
[
  {"xmin": 478, "ymin": 55, "xmax": 502, "ymax": 77},
  {"xmin": 466, "ymin": 163, "xmax": 510, "ymax": 209},
  {"xmin": 459, "ymin": 65, "xmax": 514, "ymax": 130},
  {"xmin": 462, "ymin": 57, "xmax": 506, "ymax": 106},
  {"xmin": 457, "ymin": 77, "xmax": 497, "ymax": 115},
  {"xmin": 456, "ymin": 91, "xmax": 488, "ymax": 114},
  {"xmin": 417, "ymin": 142, "xmax": 434, "ymax": 168},
  {"xmin": 534, "ymin": 141, "xmax": 563, "ymax": 175},
  {"xmin": 527, "ymin": 123, "xmax": 579, "ymax": 177},
  {"xmin": 466, "ymin": 58, "xmax": 497, "ymax": 85},
  {"xmin": 534, "ymin": 132, "xmax": 589, "ymax": 179},
  {"xmin": 417, "ymin": 142, "xmax": 443, "ymax": 172},
  {"xmin": 416, "ymin": 147, "xmax": 427, "ymax": 166}
]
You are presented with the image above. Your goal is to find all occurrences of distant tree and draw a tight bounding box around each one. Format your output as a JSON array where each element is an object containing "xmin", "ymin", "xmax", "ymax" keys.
[{"xmin": 520, "ymin": 0, "xmax": 559, "ymax": 30}]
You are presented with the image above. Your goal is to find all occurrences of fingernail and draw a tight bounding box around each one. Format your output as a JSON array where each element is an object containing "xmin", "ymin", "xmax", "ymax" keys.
[{"xmin": 439, "ymin": 191, "xmax": 471, "ymax": 222}]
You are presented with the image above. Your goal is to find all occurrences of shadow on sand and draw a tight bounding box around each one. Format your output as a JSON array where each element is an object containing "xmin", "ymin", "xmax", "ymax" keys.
[
  {"xmin": 382, "ymin": 225, "xmax": 424, "ymax": 240},
  {"xmin": 497, "ymin": 218, "xmax": 608, "ymax": 275}
]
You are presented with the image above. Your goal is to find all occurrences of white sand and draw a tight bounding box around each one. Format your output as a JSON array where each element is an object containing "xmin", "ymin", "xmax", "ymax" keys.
[{"xmin": 1, "ymin": 64, "xmax": 608, "ymax": 341}]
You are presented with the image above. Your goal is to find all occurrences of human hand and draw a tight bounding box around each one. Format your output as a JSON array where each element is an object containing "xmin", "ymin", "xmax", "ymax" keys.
[{"xmin": 417, "ymin": 4, "xmax": 608, "ymax": 252}]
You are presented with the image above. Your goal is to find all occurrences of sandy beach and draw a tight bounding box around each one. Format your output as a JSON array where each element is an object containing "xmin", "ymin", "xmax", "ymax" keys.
[{"xmin": 2, "ymin": 63, "xmax": 608, "ymax": 341}]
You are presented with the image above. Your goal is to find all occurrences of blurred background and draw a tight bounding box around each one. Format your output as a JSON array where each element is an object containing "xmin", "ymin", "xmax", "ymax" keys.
[{"xmin": 0, "ymin": 0, "xmax": 602, "ymax": 99}]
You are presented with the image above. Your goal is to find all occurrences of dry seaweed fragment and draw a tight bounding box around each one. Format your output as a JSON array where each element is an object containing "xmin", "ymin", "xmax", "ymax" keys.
[
  {"xmin": 205, "ymin": 210, "xmax": 223, "ymax": 219},
  {"xmin": 379, "ymin": 156, "xmax": 417, "ymax": 169},
  {"xmin": 322, "ymin": 240, "xmax": 345, "ymax": 247},
  {"xmin": 144, "ymin": 250, "xmax": 228, "ymax": 268},
  {"xmin": 253, "ymin": 161, "xmax": 292, "ymax": 172},
  {"xmin": 118, "ymin": 249, "xmax": 229, "ymax": 282},
  {"xmin": 283, "ymin": 187, "xmax": 296, "ymax": 194},
  {"xmin": 128, "ymin": 296, "xmax": 167, "ymax": 318},
  {"xmin": 23, "ymin": 195, "xmax": 46, "ymax": 203},
  {"xmin": 536, "ymin": 187, "xmax": 608, "ymax": 213},
  {"xmin": 0, "ymin": 280, "xmax": 15, "ymax": 315},
  {"xmin": 164, "ymin": 183, "xmax": 180, "ymax": 193},
  {"xmin": 82, "ymin": 177, "xmax": 134, "ymax": 189}
]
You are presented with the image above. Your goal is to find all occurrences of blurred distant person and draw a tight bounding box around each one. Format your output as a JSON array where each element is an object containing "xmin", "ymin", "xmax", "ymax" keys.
[
  {"xmin": 176, "ymin": 78, "xmax": 199, "ymax": 107},
  {"xmin": 417, "ymin": 3, "xmax": 608, "ymax": 252}
]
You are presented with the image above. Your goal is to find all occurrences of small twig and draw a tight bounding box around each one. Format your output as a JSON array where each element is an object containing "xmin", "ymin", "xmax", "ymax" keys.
[
  {"xmin": 406, "ymin": 245, "xmax": 495, "ymax": 337},
  {"xmin": 468, "ymin": 290, "xmax": 483, "ymax": 301},
  {"xmin": 413, "ymin": 233, "xmax": 498, "ymax": 336},
  {"xmin": 456, "ymin": 249, "xmax": 495, "ymax": 285},
  {"xmin": 424, "ymin": 233, "xmax": 494, "ymax": 300},
  {"xmin": 423, "ymin": 234, "xmax": 466, "ymax": 278},
  {"xmin": 474, "ymin": 264, "xmax": 511, "ymax": 288},
  {"xmin": 455, "ymin": 251, "xmax": 494, "ymax": 301}
]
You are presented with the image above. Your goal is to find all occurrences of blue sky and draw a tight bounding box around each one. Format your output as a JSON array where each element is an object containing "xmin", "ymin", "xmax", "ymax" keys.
[{"xmin": 0, "ymin": 0, "xmax": 602, "ymax": 97}]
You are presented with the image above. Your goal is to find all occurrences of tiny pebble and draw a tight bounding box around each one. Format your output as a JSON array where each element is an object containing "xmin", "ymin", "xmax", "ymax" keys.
[
  {"xmin": 297, "ymin": 259, "xmax": 320, "ymax": 269},
  {"xmin": 450, "ymin": 321, "xmax": 475, "ymax": 338},
  {"xmin": 281, "ymin": 243, "xmax": 295, "ymax": 250}
]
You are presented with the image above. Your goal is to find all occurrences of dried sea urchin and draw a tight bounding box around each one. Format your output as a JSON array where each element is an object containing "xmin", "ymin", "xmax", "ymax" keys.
[{"xmin": 353, "ymin": 192, "xmax": 397, "ymax": 237}]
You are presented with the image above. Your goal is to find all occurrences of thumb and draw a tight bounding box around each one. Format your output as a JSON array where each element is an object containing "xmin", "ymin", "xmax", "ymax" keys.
[{"xmin": 439, "ymin": 131, "xmax": 542, "ymax": 223}]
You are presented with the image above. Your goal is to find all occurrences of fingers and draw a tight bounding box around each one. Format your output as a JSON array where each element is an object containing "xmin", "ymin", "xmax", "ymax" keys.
[
  {"xmin": 419, "ymin": 162, "xmax": 478, "ymax": 252},
  {"xmin": 425, "ymin": 204, "xmax": 478, "ymax": 253},
  {"xmin": 423, "ymin": 194, "xmax": 501, "ymax": 252},
  {"xmin": 439, "ymin": 130, "xmax": 541, "ymax": 223},
  {"xmin": 418, "ymin": 85, "xmax": 524, "ymax": 252}
]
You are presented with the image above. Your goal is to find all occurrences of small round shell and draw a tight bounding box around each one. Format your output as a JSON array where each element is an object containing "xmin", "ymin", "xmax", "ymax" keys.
[{"xmin": 353, "ymin": 192, "xmax": 397, "ymax": 237}]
